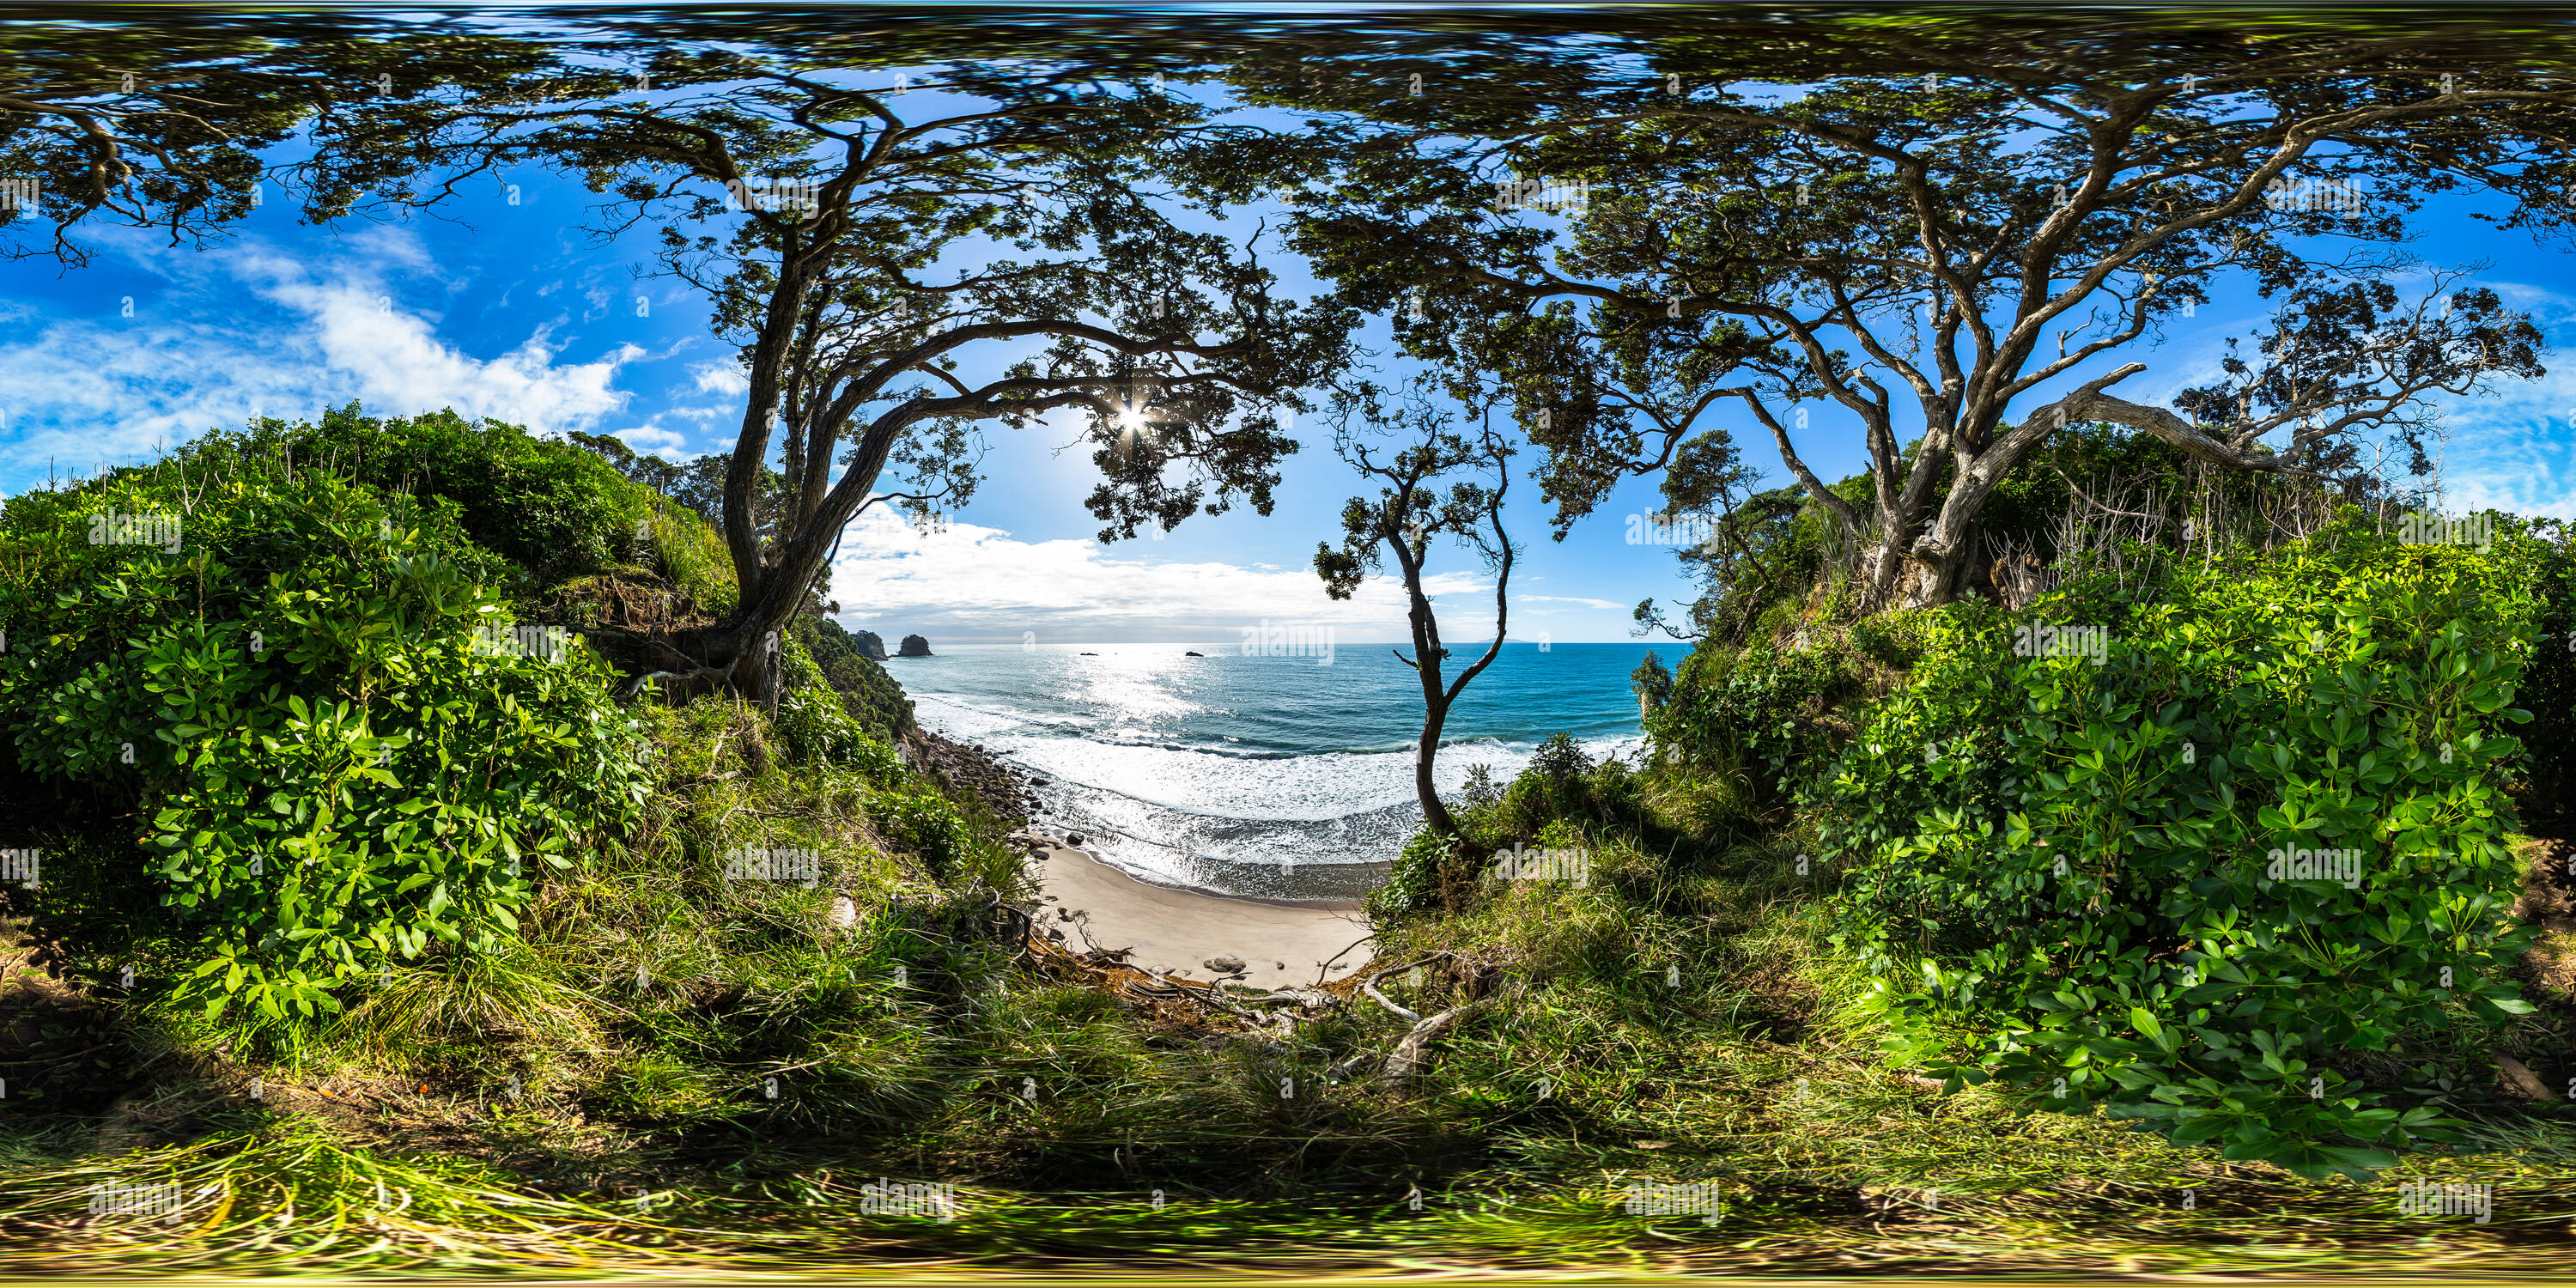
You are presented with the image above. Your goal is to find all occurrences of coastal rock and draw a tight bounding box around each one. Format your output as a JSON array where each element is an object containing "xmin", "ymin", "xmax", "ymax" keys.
[
  {"xmin": 1067, "ymin": 833, "xmax": 1086, "ymax": 848},
  {"xmin": 1184, "ymin": 650, "xmax": 1204, "ymax": 657},
  {"xmin": 853, "ymin": 630, "xmax": 890, "ymax": 660},
  {"xmin": 1204, "ymin": 955, "xmax": 1247, "ymax": 975},
  {"xmin": 896, "ymin": 633, "xmax": 933, "ymax": 658}
]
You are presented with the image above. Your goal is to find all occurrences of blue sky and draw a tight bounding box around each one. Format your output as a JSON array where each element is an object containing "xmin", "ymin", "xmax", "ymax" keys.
[{"xmin": 3, "ymin": 79, "xmax": 2572, "ymax": 646}]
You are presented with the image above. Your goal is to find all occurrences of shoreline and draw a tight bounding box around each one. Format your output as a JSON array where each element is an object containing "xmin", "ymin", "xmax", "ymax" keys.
[{"xmin": 1017, "ymin": 836, "xmax": 1376, "ymax": 987}]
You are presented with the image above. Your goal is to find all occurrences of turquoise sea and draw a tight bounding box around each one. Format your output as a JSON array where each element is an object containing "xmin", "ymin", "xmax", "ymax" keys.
[{"xmin": 877, "ymin": 641, "xmax": 1669, "ymax": 899}]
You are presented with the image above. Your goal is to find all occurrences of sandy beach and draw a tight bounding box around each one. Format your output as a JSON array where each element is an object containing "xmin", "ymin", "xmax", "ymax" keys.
[{"xmin": 1021, "ymin": 840, "xmax": 1376, "ymax": 988}]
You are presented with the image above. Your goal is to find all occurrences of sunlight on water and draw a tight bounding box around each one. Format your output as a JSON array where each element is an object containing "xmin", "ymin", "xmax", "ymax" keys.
[{"xmin": 884, "ymin": 641, "xmax": 1659, "ymax": 896}]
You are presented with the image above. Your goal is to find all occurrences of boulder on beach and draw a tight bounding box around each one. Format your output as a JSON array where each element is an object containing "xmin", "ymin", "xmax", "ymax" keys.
[{"xmin": 896, "ymin": 633, "xmax": 933, "ymax": 658}]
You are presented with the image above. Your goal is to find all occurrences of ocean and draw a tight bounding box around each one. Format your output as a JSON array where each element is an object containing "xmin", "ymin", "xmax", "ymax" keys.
[{"xmin": 884, "ymin": 641, "xmax": 1669, "ymax": 900}]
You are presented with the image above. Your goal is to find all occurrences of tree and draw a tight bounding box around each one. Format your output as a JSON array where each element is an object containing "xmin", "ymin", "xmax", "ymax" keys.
[
  {"xmin": 1631, "ymin": 433, "xmax": 1798, "ymax": 646},
  {"xmin": 1314, "ymin": 379, "xmax": 1516, "ymax": 840},
  {"xmin": 0, "ymin": 21, "xmax": 556, "ymax": 264},
  {"xmin": 324, "ymin": 47, "xmax": 1352, "ymax": 702},
  {"xmin": 568, "ymin": 430, "xmax": 683, "ymax": 496},
  {"xmin": 1260, "ymin": 21, "xmax": 2574, "ymax": 606}
]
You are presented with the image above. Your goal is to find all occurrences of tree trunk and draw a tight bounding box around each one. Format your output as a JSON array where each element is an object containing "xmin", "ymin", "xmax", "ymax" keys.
[{"xmin": 1413, "ymin": 692, "xmax": 1461, "ymax": 838}]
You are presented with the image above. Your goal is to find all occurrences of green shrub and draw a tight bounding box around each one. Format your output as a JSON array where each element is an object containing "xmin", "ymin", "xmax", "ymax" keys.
[
  {"xmin": 1649, "ymin": 641, "xmax": 1860, "ymax": 803},
  {"xmin": 1822, "ymin": 532, "xmax": 2542, "ymax": 1179},
  {"xmin": 647, "ymin": 493, "xmax": 738, "ymax": 616},
  {"xmin": 1848, "ymin": 608, "xmax": 1936, "ymax": 671},
  {"xmin": 773, "ymin": 630, "xmax": 905, "ymax": 783},
  {"xmin": 796, "ymin": 616, "xmax": 915, "ymax": 738},
  {"xmin": 175, "ymin": 404, "xmax": 659, "ymax": 592},
  {"xmin": 868, "ymin": 790, "xmax": 975, "ymax": 882},
  {"xmin": 1365, "ymin": 826, "xmax": 1459, "ymax": 922},
  {"xmin": 0, "ymin": 465, "xmax": 652, "ymax": 1034}
]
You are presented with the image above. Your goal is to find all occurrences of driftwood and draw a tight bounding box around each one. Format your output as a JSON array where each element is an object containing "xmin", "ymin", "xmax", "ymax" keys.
[{"xmin": 1337, "ymin": 951, "xmax": 1502, "ymax": 1085}]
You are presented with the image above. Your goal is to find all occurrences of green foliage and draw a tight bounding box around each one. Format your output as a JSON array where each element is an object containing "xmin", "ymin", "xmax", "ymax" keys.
[
  {"xmin": 773, "ymin": 630, "xmax": 905, "ymax": 782},
  {"xmin": 177, "ymin": 404, "xmax": 659, "ymax": 592},
  {"xmin": 1848, "ymin": 609, "xmax": 1937, "ymax": 671},
  {"xmin": 0, "ymin": 464, "xmax": 652, "ymax": 1035},
  {"xmin": 796, "ymin": 616, "xmax": 915, "ymax": 739},
  {"xmin": 867, "ymin": 790, "xmax": 976, "ymax": 883},
  {"xmin": 1629, "ymin": 651, "xmax": 1674, "ymax": 712},
  {"xmin": 1649, "ymin": 641, "xmax": 1860, "ymax": 803},
  {"xmin": 1822, "ymin": 531, "xmax": 2546, "ymax": 1179},
  {"xmin": 1528, "ymin": 731, "xmax": 1592, "ymax": 785},
  {"xmin": 646, "ymin": 493, "xmax": 739, "ymax": 617},
  {"xmin": 1364, "ymin": 826, "xmax": 1460, "ymax": 922}
]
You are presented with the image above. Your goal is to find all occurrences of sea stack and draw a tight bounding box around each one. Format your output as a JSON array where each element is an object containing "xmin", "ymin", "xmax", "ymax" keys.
[
  {"xmin": 896, "ymin": 633, "xmax": 933, "ymax": 658},
  {"xmin": 854, "ymin": 630, "xmax": 890, "ymax": 660}
]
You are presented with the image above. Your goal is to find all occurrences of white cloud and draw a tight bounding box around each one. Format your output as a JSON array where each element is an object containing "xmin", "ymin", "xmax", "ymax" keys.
[
  {"xmin": 823, "ymin": 507, "xmax": 1487, "ymax": 642},
  {"xmin": 1516, "ymin": 593, "xmax": 1625, "ymax": 611},
  {"xmin": 2430, "ymin": 372, "xmax": 2576, "ymax": 519},
  {"xmin": 692, "ymin": 361, "xmax": 750, "ymax": 396},
  {"xmin": 0, "ymin": 231, "xmax": 640, "ymax": 470},
  {"xmin": 612, "ymin": 425, "xmax": 694, "ymax": 458}
]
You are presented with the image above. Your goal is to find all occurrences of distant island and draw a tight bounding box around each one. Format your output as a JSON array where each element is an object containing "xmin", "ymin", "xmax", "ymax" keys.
[
  {"xmin": 896, "ymin": 633, "xmax": 933, "ymax": 658},
  {"xmin": 853, "ymin": 629, "xmax": 889, "ymax": 660}
]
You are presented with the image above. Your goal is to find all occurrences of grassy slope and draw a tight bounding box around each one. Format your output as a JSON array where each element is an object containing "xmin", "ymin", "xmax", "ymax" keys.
[{"xmin": 3, "ymin": 428, "xmax": 2574, "ymax": 1274}]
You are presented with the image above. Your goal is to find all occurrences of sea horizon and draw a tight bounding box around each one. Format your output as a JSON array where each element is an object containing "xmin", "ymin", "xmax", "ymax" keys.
[{"xmin": 886, "ymin": 641, "xmax": 1666, "ymax": 900}]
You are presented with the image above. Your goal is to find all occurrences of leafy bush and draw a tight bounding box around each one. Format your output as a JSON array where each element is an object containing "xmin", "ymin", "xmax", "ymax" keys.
[
  {"xmin": 1649, "ymin": 641, "xmax": 1860, "ymax": 803},
  {"xmin": 796, "ymin": 617, "xmax": 915, "ymax": 738},
  {"xmin": 177, "ymin": 404, "xmax": 659, "ymax": 592},
  {"xmin": 773, "ymin": 630, "xmax": 905, "ymax": 783},
  {"xmin": 646, "ymin": 493, "xmax": 738, "ymax": 617},
  {"xmin": 1629, "ymin": 652, "xmax": 1674, "ymax": 713},
  {"xmin": 867, "ymin": 790, "xmax": 975, "ymax": 882},
  {"xmin": 0, "ymin": 465, "xmax": 652, "ymax": 1032},
  {"xmin": 1848, "ymin": 608, "xmax": 1936, "ymax": 671},
  {"xmin": 1365, "ymin": 826, "xmax": 1460, "ymax": 921},
  {"xmin": 1822, "ymin": 531, "xmax": 2543, "ymax": 1179}
]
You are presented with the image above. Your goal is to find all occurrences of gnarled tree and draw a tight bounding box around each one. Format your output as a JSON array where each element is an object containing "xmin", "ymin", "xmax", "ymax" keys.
[
  {"xmin": 324, "ymin": 45, "xmax": 1352, "ymax": 700},
  {"xmin": 1256, "ymin": 20, "xmax": 2573, "ymax": 605}
]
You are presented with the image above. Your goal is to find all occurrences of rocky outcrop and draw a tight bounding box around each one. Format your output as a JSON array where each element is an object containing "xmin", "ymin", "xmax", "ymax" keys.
[
  {"xmin": 896, "ymin": 633, "xmax": 933, "ymax": 658},
  {"xmin": 853, "ymin": 629, "xmax": 889, "ymax": 660},
  {"xmin": 902, "ymin": 728, "xmax": 1042, "ymax": 825}
]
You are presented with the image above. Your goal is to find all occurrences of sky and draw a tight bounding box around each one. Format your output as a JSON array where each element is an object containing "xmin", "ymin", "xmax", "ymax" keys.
[{"xmin": 3, "ymin": 71, "xmax": 2573, "ymax": 647}]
